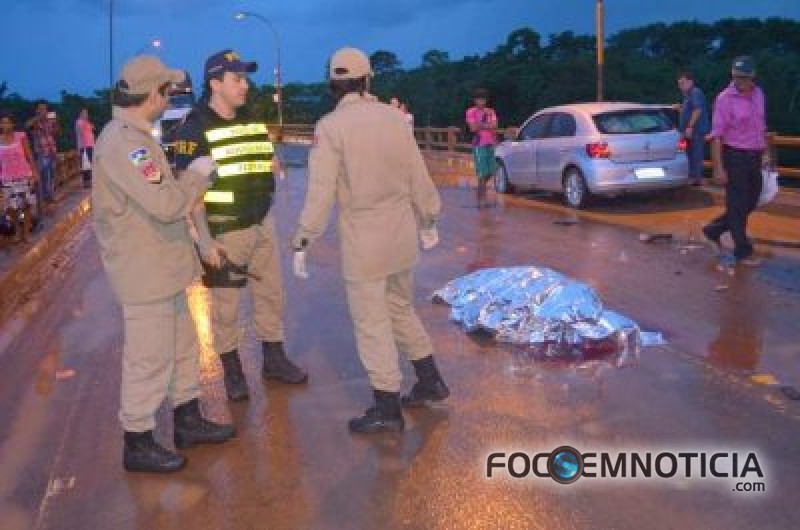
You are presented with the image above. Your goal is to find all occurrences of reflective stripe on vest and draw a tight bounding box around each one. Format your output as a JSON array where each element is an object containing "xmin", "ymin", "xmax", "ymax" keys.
[
  {"xmin": 204, "ymin": 190, "xmax": 235, "ymax": 204},
  {"xmin": 216, "ymin": 160, "xmax": 273, "ymax": 178},
  {"xmin": 211, "ymin": 141, "xmax": 274, "ymax": 161},
  {"xmin": 205, "ymin": 123, "xmax": 268, "ymax": 143}
]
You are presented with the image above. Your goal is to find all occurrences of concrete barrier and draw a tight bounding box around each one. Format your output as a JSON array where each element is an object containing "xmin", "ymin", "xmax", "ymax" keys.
[{"xmin": 0, "ymin": 194, "xmax": 91, "ymax": 323}]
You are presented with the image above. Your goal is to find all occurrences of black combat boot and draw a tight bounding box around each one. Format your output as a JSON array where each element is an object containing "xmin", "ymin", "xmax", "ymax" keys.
[
  {"xmin": 262, "ymin": 342, "xmax": 308, "ymax": 384},
  {"xmin": 348, "ymin": 390, "xmax": 405, "ymax": 434},
  {"xmin": 220, "ymin": 349, "xmax": 249, "ymax": 402},
  {"xmin": 401, "ymin": 355, "xmax": 450, "ymax": 408},
  {"xmin": 173, "ymin": 398, "xmax": 236, "ymax": 449},
  {"xmin": 123, "ymin": 430, "xmax": 186, "ymax": 473}
]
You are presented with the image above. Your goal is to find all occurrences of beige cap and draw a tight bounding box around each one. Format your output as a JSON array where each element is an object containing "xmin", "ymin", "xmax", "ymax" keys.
[
  {"xmin": 118, "ymin": 55, "xmax": 185, "ymax": 95},
  {"xmin": 329, "ymin": 47, "xmax": 373, "ymax": 80}
]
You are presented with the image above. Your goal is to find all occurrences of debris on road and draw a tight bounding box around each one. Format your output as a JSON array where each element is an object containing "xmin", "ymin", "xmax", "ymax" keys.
[
  {"xmin": 780, "ymin": 386, "xmax": 800, "ymax": 400},
  {"xmin": 750, "ymin": 373, "xmax": 779, "ymax": 386},
  {"xmin": 56, "ymin": 368, "xmax": 76, "ymax": 380},
  {"xmin": 639, "ymin": 232, "xmax": 673, "ymax": 243},
  {"xmin": 553, "ymin": 218, "xmax": 579, "ymax": 226}
]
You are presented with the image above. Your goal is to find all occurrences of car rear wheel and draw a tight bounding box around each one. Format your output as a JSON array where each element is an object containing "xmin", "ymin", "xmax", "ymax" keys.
[
  {"xmin": 494, "ymin": 161, "xmax": 514, "ymax": 194},
  {"xmin": 563, "ymin": 168, "xmax": 590, "ymax": 209}
]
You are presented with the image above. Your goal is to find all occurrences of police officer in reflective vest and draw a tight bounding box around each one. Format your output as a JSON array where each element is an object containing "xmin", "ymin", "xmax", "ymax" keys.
[
  {"xmin": 173, "ymin": 50, "xmax": 307, "ymax": 402},
  {"xmin": 292, "ymin": 48, "xmax": 449, "ymax": 434},
  {"xmin": 93, "ymin": 56, "xmax": 235, "ymax": 473}
]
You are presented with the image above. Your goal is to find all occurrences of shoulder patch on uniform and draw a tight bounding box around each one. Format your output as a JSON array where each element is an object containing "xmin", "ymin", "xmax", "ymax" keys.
[{"xmin": 128, "ymin": 147, "xmax": 162, "ymax": 184}]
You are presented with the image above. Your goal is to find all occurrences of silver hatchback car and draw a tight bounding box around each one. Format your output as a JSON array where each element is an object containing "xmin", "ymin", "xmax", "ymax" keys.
[{"xmin": 494, "ymin": 103, "xmax": 689, "ymax": 208}]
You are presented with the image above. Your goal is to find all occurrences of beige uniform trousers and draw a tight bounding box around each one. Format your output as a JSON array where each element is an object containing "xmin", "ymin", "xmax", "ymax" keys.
[
  {"xmin": 120, "ymin": 291, "xmax": 200, "ymax": 432},
  {"xmin": 345, "ymin": 269, "xmax": 434, "ymax": 392},
  {"xmin": 211, "ymin": 214, "xmax": 285, "ymax": 354}
]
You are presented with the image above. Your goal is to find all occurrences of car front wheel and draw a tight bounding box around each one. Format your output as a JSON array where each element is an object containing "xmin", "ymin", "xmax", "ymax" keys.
[{"xmin": 494, "ymin": 161, "xmax": 514, "ymax": 194}]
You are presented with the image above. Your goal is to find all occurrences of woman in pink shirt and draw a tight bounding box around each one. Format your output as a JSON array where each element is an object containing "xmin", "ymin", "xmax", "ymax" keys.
[
  {"xmin": 0, "ymin": 110, "xmax": 39, "ymax": 240},
  {"xmin": 466, "ymin": 88, "xmax": 499, "ymax": 207},
  {"xmin": 75, "ymin": 108, "xmax": 95, "ymax": 188}
]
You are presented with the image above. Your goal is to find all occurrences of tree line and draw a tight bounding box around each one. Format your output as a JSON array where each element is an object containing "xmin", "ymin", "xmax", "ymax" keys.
[{"xmin": 1, "ymin": 17, "xmax": 798, "ymax": 151}]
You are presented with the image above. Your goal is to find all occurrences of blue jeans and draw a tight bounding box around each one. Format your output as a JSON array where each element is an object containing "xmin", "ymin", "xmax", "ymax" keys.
[
  {"xmin": 37, "ymin": 154, "xmax": 56, "ymax": 202},
  {"xmin": 687, "ymin": 135, "xmax": 706, "ymax": 180}
]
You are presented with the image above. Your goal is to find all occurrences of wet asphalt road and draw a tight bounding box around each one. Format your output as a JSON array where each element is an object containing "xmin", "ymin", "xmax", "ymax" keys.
[{"xmin": 1, "ymin": 147, "xmax": 799, "ymax": 529}]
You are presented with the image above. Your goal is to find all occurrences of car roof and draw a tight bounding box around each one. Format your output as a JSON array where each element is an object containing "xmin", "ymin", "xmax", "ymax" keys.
[{"xmin": 535, "ymin": 102, "xmax": 668, "ymax": 117}]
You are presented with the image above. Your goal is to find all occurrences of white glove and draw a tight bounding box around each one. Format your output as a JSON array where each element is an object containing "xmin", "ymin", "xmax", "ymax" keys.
[
  {"xmin": 198, "ymin": 239, "xmax": 226, "ymax": 269},
  {"xmin": 293, "ymin": 250, "xmax": 309, "ymax": 279},
  {"xmin": 420, "ymin": 226, "xmax": 439, "ymax": 250},
  {"xmin": 188, "ymin": 156, "xmax": 217, "ymax": 183}
]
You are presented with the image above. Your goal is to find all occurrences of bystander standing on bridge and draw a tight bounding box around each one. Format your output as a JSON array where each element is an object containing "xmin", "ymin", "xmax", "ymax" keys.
[
  {"xmin": 677, "ymin": 71, "xmax": 710, "ymax": 186},
  {"xmin": 702, "ymin": 56, "xmax": 769, "ymax": 266},
  {"xmin": 0, "ymin": 110, "xmax": 39, "ymax": 242},
  {"xmin": 466, "ymin": 88, "xmax": 499, "ymax": 207},
  {"xmin": 74, "ymin": 108, "xmax": 95, "ymax": 188},
  {"xmin": 25, "ymin": 100, "xmax": 60, "ymax": 207}
]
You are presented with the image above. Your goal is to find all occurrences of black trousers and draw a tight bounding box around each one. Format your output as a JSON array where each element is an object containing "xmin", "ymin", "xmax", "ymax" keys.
[{"xmin": 703, "ymin": 147, "xmax": 763, "ymax": 260}]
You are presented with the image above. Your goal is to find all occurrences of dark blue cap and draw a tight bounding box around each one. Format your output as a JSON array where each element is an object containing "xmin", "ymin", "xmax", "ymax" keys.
[
  {"xmin": 204, "ymin": 49, "xmax": 257, "ymax": 80},
  {"xmin": 732, "ymin": 56, "xmax": 756, "ymax": 77}
]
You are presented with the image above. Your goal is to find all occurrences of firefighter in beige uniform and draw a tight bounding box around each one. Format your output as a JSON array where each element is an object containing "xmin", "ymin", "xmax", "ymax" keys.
[
  {"xmin": 292, "ymin": 48, "xmax": 449, "ymax": 434},
  {"xmin": 173, "ymin": 50, "xmax": 308, "ymax": 403},
  {"xmin": 93, "ymin": 56, "xmax": 235, "ymax": 473}
]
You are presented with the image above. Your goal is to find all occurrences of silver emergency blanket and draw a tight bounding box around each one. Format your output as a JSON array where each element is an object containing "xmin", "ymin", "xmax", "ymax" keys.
[{"xmin": 433, "ymin": 267, "xmax": 664, "ymax": 370}]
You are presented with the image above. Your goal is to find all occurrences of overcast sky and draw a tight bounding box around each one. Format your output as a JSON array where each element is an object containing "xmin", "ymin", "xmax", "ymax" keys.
[{"xmin": 3, "ymin": 0, "xmax": 799, "ymax": 99}]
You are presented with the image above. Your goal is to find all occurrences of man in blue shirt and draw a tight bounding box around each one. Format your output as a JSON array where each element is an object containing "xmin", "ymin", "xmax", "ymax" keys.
[{"xmin": 678, "ymin": 72, "xmax": 710, "ymax": 186}]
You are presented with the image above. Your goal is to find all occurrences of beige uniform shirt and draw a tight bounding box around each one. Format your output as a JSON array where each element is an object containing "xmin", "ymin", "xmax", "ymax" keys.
[
  {"xmin": 293, "ymin": 93, "xmax": 441, "ymax": 281},
  {"xmin": 92, "ymin": 107, "xmax": 209, "ymax": 304}
]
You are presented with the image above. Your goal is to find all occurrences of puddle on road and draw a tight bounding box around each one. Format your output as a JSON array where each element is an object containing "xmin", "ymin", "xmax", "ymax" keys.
[{"xmin": 754, "ymin": 256, "xmax": 800, "ymax": 293}]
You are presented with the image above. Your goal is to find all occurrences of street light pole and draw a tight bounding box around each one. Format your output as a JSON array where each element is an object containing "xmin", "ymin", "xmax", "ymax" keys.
[
  {"xmin": 596, "ymin": 0, "xmax": 605, "ymax": 102},
  {"xmin": 109, "ymin": 0, "xmax": 114, "ymax": 106},
  {"xmin": 234, "ymin": 11, "xmax": 283, "ymax": 130}
]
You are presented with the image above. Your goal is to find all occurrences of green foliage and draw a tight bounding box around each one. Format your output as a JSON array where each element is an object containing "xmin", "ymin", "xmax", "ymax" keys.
[
  {"xmin": 369, "ymin": 17, "xmax": 800, "ymax": 137},
  {"xmin": 370, "ymin": 50, "xmax": 402, "ymax": 75},
  {"xmin": 2, "ymin": 17, "xmax": 798, "ymax": 145}
]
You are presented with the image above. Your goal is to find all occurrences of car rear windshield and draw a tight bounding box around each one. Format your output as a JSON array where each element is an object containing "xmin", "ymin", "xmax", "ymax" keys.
[{"xmin": 592, "ymin": 110, "xmax": 673, "ymax": 135}]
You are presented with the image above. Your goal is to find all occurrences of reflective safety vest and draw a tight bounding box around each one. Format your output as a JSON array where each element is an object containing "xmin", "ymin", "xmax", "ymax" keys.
[{"xmin": 202, "ymin": 121, "xmax": 275, "ymax": 234}]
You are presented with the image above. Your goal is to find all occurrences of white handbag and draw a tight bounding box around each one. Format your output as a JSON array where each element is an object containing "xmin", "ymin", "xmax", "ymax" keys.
[
  {"xmin": 81, "ymin": 149, "xmax": 92, "ymax": 171},
  {"xmin": 758, "ymin": 169, "xmax": 779, "ymax": 206}
]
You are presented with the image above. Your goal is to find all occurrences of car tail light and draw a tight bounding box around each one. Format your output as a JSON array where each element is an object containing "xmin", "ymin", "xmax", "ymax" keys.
[
  {"xmin": 677, "ymin": 138, "xmax": 688, "ymax": 152},
  {"xmin": 586, "ymin": 142, "xmax": 611, "ymax": 159}
]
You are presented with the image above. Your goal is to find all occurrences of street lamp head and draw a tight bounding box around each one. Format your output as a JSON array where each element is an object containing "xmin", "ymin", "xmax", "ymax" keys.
[
  {"xmin": 234, "ymin": 12, "xmax": 247, "ymax": 21},
  {"xmin": 152, "ymin": 39, "xmax": 162, "ymax": 48}
]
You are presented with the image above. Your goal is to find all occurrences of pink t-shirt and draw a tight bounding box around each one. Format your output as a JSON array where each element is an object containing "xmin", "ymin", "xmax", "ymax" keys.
[
  {"xmin": 0, "ymin": 132, "xmax": 34, "ymax": 182},
  {"xmin": 75, "ymin": 118, "xmax": 95, "ymax": 149},
  {"xmin": 710, "ymin": 82, "xmax": 767, "ymax": 150},
  {"xmin": 466, "ymin": 107, "xmax": 498, "ymax": 146}
]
